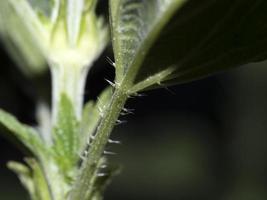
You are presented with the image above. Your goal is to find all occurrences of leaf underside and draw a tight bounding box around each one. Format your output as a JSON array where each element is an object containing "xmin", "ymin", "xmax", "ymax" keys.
[
  {"xmin": 80, "ymin": 86, "xmax": 113, "ymax": 153},
  {"xmin": 111, "ymin": 0, "xmax": 267, "ymax": 91},
  {"xmin": 111, "ymin": 0, "xmax": 186, "ymax": 84}
]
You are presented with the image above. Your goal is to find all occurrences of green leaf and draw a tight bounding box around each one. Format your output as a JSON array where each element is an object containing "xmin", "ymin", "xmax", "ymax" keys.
[
  {"xmin": 0, "ymin": 109, "xmax": 46, "ymax": 157},
  {"xmin": 52, "ymin": 94, "xmax": 79, "ymax": 176},
  {"xmin": 111, "ymin": 0, "xmax": 267, "ymax": 92},
  {"xmin": 0, "ymin": 1, "xmax": 47, "ymax": 77},
  {"xmin": 28, "ymin": 0, "xmax": 53, "ymax": 16},
  {"xmin": 80, "ymin": 87, "xmax": 113, "ymax": 153},
  {"xmin": 8, "ymin": 159, "xmax": 51, "ymax": 200},
  {"xmin": 110, "ymin": 0, "xmax": 186, "ymax": 86},
  {"xmin": 25, "ymin": 159, "xmax": 51, "ymax": 200},
  {"xmin": 67, "ymin": 0, "xmax": 84, "ymax": 46},
  {"xmin": 85, "ymin": 0, "xmax": 97, "ymax": 11},
  {"xmin": 6, "ymin": 0, "xmax": 49, "ymax": 51},
  {"xmin": 7, "ymin": 161, "xmax": 36, "ymax": 200},
  {"xmin": 88, "ymin": 163, "xmax": 121, "ymax": 200}
]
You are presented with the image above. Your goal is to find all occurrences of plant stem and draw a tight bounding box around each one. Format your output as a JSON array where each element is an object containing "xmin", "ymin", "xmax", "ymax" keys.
[{"xmin": 69, "ymin": 86, "xmax": 128, "ymax": 200}]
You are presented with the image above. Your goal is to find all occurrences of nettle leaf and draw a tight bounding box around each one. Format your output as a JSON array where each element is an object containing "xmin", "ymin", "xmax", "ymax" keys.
[
  {"xmin": 0, "ymin": 109, "xmax": 47, "ymax": 157},
  {"xmin": 80, "ymin": 87, "xmax": 113, "ymax": 153},
  {"xmin": 89, "ymin": 163, "xmax": 121, "ymax": 200},
  {"xmin": 0, "ymin": 1, "xmax": 46, "ymax": 77},
  {"xmin": 28, "ymin": 0, "xmax": 53, "ymax": 16},
  {"xmin": 52, "ymin": 94, "xmax": 79, "ymax": 175},
  {"xmin": 8, "ymin": 159, "xmax": 51, "ymax": 200},
  {"xmin": 111, "ymin": 0, "xmax": 267, "ymax": 92},
  {"xmin": 110, "ymin": 0, "xmax": 186, "ymax": 85},
  {"xmin": 26, "ymin": 158, "xmax": 51, "ymax": 200},
  {"xmin": 7, "ymin": 161, "xmax": 35, "ymax": 199},
  {"xmin": 6, "ymin": 0, "xmax": 49, "ymax": 51},
  {"xmin": 67, "ymin": 0, "xmax": 84, "ymax": 46}
]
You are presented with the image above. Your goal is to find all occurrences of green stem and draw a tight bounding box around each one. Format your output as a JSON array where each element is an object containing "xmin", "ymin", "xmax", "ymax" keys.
[{"xmin": 69, "ymin": 87, "xmax": 128, "ymax": 200}]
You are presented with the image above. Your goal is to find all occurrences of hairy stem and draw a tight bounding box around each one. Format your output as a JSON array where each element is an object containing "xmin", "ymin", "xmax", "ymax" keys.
[{"xmin": 69, "ymin": 86, "xmax": 128, "ymax": 200}]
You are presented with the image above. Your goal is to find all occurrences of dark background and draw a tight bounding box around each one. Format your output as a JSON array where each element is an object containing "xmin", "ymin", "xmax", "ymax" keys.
[
  {"xmin": 2, "ymin": 43, "xmax": 267, "ymax": 200},
  {"xmin": 1, "ymin": 1, "xmax": 267, "ymax": 199}
]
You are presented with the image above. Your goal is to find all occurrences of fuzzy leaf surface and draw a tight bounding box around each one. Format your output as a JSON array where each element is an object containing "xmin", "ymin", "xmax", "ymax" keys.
[
  {"xmin": 52, "ymin": 94, "xmax": 79, "ymax": 176},
  {"xmin": 80, "ymin": 87, "xmax": 113, "ymax": 153},
  {"xmin": 7, "ymin": 161, "xmax": 36, "ymax": 199},
  {"xmin": 0, "ymin": 109, "xmax": 46, "ymax": 157},
  {"xmin": 8, "ymin": 159, "xmax": 51, "ymax": 200},
  {"xmin": 110, "ymin": 0, "xmax": 186, "ymax": 84},
  {"xmin": 111, "ymin": 0, "xmax": 267, "ymax": 91},
  {"xmin": 0, "ymin": 1, "xmax": 46, "ymax": 76}
]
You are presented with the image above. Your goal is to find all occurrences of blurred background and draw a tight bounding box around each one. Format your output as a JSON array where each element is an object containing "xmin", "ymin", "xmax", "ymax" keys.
[
  {"xmin": 1, "ymin": 1, "xmax": 267, "ymax": 200},
  {"xmin": 1, "ymin": 42, "xmax": 267, "ymax": 200}
]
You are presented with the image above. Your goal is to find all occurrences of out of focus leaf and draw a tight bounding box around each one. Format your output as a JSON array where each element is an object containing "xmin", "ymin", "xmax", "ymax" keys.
[
  {"xmin": 28, "ymin": 0, "xmax": 52, "ymax": 16},
  {"xmin": 0, "ymin": 109, "xmax": 47, "ymax": 157},
  {"xmin": 80, "ymin": 87, "xmax": 113, "ymax": 153},
  {"xmin": 8, "ymin": 159, "xmax": 51, "ymax": 200},
  {"xmin": 67, "ymin": 0, "xmax": 84, "ymax": 46},
  {"xmin": 26, "ymin": 158, "xmax": 51, "ymax": 200},
  {"xmin": 7, "ymin": 161, "xmax": 36, "ymax": 200},
  {"xmin": 0, "ymin": 1, "xmax": 47, "ymax": 77},
  {"xmin": 52, "ymin": 94, "xmax": 79, "ymax": 176}
]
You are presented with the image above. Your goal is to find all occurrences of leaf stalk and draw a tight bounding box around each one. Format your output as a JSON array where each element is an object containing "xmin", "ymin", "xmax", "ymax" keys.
[{"xmin": 69, "ymin": 86, "xmax": 128, "ymax": 200}]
